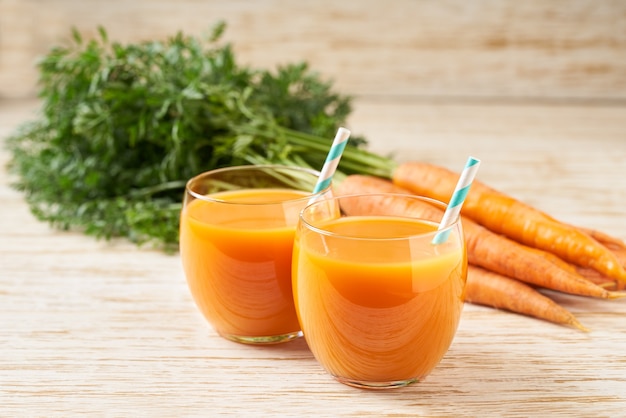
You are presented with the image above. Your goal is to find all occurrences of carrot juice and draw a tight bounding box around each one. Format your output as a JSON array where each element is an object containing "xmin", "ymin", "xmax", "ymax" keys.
[
  {"xmin": 179, "ymin": 165, "xmax": 325, "ymax": 344},
  {"xmin": 293, "ymin": 195, "xmax": 467, "ymax": 388}
]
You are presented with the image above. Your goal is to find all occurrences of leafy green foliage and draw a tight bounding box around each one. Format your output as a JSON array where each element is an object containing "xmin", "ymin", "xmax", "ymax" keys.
[{"xmin": 6, "ymin": 23, "xmax": 395, "ymax": 251}]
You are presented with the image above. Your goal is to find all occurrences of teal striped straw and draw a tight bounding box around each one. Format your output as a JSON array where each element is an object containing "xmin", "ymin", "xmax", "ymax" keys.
[
  {"xmin": 312, "ymin": 127, "xmax": 351, "ymax": 194},
  {"xmin": 432, "ymin": 156, "xmax": 481, "ymax": 244}
]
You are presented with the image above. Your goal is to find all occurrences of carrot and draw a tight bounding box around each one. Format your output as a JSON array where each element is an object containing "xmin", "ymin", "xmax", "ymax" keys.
[
  {"xmin": 576, "ymin": 226, "xmax": 626, "ymax": 251},
  {"xmin": 576, "ymin": 227, "xmax": 626, "ymax": 271},
  {"xmin": 335, "ymin": 174, "xmax": 443, "ymax": 222},
  {"xmin": 567, "ymin": 227, "xmax": 626, "ymax": 290},
  {"xmin": 466, "ymin": 266, "xmax": 588, "ymax": 332},
  {"xmin": 464, "ymin": 225, "xmax": 626, "ymax": 299},
  {"xmin": 392, "ymin": 161, "xmax": 626, "ymax": 284},
  {"xmin": 611, "ymin": 248, "xmax": 626, "ymax": 267},
  {"xmin": 337, "ymin": 175, "xmax": 626, "ymax": 299},
  {"xmin": 574, "ymin": 267, "xmax": 619, "ymax": 290}
]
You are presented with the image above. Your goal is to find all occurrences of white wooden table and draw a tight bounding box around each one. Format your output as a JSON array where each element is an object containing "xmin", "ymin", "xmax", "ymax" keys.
[{"xmin": 2, "ymin": 98, "xmax": 626, "ymax": 417}]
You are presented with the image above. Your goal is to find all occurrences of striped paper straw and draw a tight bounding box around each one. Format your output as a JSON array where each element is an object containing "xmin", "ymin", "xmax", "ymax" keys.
[
  {"xmin": 312, "ymin": 127, "xmax": 351, "ymax": 194},
  {"xmin": 432, "ymin": 156, "xmax": 481, "ymax": 244}
]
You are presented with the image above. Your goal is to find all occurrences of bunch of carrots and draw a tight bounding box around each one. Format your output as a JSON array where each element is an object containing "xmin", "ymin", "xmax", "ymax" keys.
[{"xmin": 335, "ymin": 161, "xmax": 626, "ymax": 332}]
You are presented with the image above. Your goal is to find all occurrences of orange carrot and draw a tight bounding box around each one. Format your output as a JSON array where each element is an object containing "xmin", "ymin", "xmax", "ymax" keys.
[
  {"xmin": 611, "ymin": 247, "xmax": 626, "ymax": 266},
  {"xmin": 466, "ymin": 266, "xmax": 588, "ymax": 332},
  {"xmin": 574, "ymin": 266, "xmax": 619, "ymax": 290},
  {"xmin": 392, "ymin": 161, "xmax": 626, "ymax": 284},
  {"xmin": 576, "ymin": 226, "xmax": 626, "ymax": 251},
  {"xmin": 335, "ymin": 175, "xmax": 443, "ymax": 221},
  {"xmin": 567, "ymin": 227, "xmax": 626, "ymax": 290},
  {"xmin": 463, "ymin": 222, "xmax": 625, "ymax": 299},
  {"xmin": 337, "ymin": 175, "xmax": 626, "ymax": 299},
  {"xmin": 576, "ymin": 227, "xmax": 626, "ymax": 271}
]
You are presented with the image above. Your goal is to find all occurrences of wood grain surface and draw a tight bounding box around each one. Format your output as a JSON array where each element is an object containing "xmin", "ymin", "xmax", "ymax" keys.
[
  {"xmin": 2, "ymin": 97, "xmax": 626, "ymax": 417},
  {"xmin": 1, "ymin": 0, "xmax": 625, "ymax": 100},
  {"xmin": 1, "ymin": 1, "xmax": 626, "ymax": 416}
]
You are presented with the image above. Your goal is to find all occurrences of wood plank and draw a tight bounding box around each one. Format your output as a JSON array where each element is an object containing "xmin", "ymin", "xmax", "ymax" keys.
[{"xmin": 1, "ymin": 0, "xmax": 625, "ymax": 99}]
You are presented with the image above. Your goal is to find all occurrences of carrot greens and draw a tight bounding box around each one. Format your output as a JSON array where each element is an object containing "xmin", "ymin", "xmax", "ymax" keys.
[{"xmin": 5, "ymin": 23, "xmax": 393, "ymax": 250}]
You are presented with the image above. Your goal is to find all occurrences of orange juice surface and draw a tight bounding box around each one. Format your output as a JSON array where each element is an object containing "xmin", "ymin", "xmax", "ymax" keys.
[
  {"xmin": 180, "ymin": 188, "xmax": 309, "ymax": 338},
  {"xmin": 293, "ymin": 216, "xmax": 467, "ymax": 383}
]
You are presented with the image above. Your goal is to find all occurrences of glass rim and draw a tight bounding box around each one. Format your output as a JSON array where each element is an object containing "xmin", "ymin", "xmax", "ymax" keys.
[
  {"xmin": 299, "ymin": 192, "xmax": 460, "ymax": 242},
  {"xmin": 185, "ymin": 164, "xmax": 326, "ymax": 205}
]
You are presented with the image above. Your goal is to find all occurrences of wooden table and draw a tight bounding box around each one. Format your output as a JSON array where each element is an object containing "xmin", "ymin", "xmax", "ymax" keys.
[{"xmin": 2, "ymin": 97, "xmax": 626, "ymax": 417}]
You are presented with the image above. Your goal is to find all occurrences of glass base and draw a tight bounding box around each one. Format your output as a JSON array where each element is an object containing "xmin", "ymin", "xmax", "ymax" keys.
[
  {"xmin": 220, "ymin": 330, "xmax": 303, "ymax": 345},
  {"xmin": 333, "ymin": 375, "xmax": 420, "ymax": 389}
]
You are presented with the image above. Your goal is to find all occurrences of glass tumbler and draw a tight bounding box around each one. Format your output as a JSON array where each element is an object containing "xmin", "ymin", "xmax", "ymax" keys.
[
  {"xmin": 180, "ymin": 165, "xmax": 330, "ymax": 344},
  {"xmin": 292, "ymin": 193, "xmax": 467, "ymax": 388}
]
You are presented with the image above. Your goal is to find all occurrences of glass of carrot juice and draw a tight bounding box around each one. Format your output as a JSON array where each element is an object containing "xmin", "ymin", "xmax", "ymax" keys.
[
  {"xmin": 180, "ymin": 165, "xmax": 330, "ymax": 345},
  {"xmin": 292, "ymin": 193, "xmax": 467, "ymax": 388}
]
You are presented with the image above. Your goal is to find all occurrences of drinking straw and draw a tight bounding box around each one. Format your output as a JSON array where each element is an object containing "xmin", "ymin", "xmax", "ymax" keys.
[
  {"xmin": 311, "ymin": 127, "xmax": 351, "ymax": 194},
  {"xmin": 432, "ymin": 156, "xmax": 481, "ymax": 244}
]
